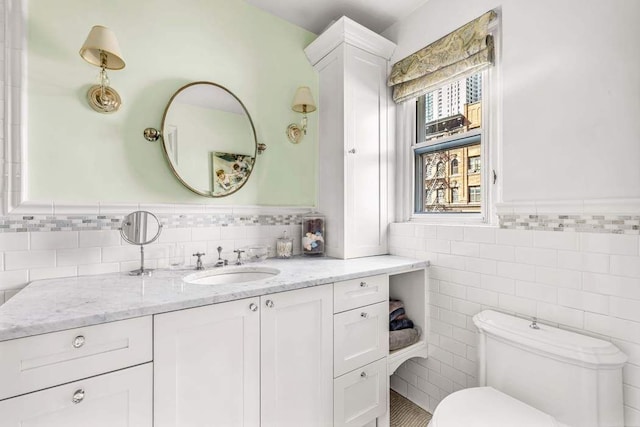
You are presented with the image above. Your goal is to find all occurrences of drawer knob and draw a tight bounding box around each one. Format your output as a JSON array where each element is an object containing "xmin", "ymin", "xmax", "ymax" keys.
[
  {"xmin": 265, "ymin": 300, "xmax": 274, "ymax": 308},
  {"xmin": 360, "ymin": 312, "xmax": 369, "ymax": 318},
  {"xmin": 72, "ymin": 389, "xmax": 85, "ymax": 404},
  {"xmin": 360, "ymin": 371, "xmax": 367, "ymax": 378},
  {"xmin": 72, "ymin": 335, "xmax": 85, "ymax": 348},
  {"xmin": 360, "ymin": 281, "xmax": 367, "ymax": 287},
  {"xmin": 249, "ymin": 303, "xmax": 258, "ymax": 312}
]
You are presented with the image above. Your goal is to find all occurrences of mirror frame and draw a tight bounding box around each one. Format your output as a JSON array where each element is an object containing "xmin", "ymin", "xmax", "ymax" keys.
[
  {"xmin": 160, "ymin": 81, "xmax": 258, "ymax": 198},
  {"xmin": 120, "ymin": 210, "xmax": 163, "ymax": 246}
]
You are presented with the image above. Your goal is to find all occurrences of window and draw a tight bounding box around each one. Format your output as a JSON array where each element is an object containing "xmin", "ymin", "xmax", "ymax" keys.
[
  {"xmin": 414, "ymin": 71, "xmax": 487, "ymax": 214},
  {"xmin": 393, "ymin": 10, "xmax": 499, "ymax": 221},
  {"xmin": 451, "ymin": 187, "xmax": 459, "ymax": 203},
  {"xmin": 469, "ymin": 186, "xmax": 481, "ymax": 203},
  {"xmin": 451, "ymin": 158, "xmax": 459, "ymax": 175},
  {"xmin": 468, "ymin": 156, "xmax": 481, "ymax": 174}
]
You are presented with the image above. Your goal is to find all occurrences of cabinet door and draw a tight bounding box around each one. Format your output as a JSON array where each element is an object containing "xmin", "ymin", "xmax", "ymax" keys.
[
  {"xmin": 0, "ymin": 363, "xmax": 152, "ymax": 427},
  {"xmin": 344, "ymin": 44, "xmax": 389, "ymax": 258},
  {"xmin": 261, "ymin": 285, "xmax": 333, "ymax": 427},
  {"xmin": 154, "ymin": 298, "xmax": 260, "ymax": 427}
]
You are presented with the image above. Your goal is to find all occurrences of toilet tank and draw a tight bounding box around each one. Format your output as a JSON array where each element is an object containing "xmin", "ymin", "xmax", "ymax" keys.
[{"xmin": 473, "ymin": 310, "xmax": 627, "ymax": 427}]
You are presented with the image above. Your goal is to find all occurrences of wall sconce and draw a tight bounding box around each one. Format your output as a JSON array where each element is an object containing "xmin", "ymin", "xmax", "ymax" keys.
[
  {"xmin": 79, "ymin": 25, "xmax": 126, "ymax": 114},
  {"xmin": 286, "ymin": 86, "xmax": 316, "ymax": 144}
]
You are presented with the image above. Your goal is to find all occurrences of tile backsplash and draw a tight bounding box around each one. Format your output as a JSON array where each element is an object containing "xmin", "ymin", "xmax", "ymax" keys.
[{"xmin": 0, "ymin": 212, "xmax": 304, "ymax": 305}]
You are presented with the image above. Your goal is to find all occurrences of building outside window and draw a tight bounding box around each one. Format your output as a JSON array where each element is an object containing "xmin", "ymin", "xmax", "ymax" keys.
[{"xmin": 415, "ymin": 72, "xmax": 484, "ymax": 213}]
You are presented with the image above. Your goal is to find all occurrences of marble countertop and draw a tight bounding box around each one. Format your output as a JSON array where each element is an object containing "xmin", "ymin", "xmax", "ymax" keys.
[{"xmin": 0, "ymin": 255, "xmax": 427, "ymax": 341}]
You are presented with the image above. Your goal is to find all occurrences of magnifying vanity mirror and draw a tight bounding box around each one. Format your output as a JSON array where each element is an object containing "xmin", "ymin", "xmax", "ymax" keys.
[
  {"xmin": 144, "ymin": 82, "xmax": 265, "ymax": 197},
  {"xmin": 120, "ymin": 210, "xmax": 162, "ymax": 276}
]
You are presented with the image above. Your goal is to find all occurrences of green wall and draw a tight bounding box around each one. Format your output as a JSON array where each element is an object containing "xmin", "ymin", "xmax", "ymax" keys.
[{"xmin": 27, "ymin": 0, "xmax": 318, "ymax": 206}]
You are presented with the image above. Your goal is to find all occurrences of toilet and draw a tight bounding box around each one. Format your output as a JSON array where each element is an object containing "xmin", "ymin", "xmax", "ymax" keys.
[{"xmin": 429, "ymin": 310, "xmax": 627, "ymax": 427}]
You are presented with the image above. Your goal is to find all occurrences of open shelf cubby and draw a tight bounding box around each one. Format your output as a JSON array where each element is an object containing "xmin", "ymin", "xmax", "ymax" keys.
[{"xmin": 388, "ymin": 268, "xmax": 429, "ymax": 374}]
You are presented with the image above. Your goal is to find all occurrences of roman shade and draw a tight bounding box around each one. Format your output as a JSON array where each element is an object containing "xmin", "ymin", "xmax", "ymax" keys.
[{"xmin": 388, "ymin": 10, "xmax": 497, "ymax": 104}]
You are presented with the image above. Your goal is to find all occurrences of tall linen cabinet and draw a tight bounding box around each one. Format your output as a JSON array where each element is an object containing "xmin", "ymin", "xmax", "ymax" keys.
[{"xmin": 305, "ymin": 17, "xmax": 396, "ymax": 259}]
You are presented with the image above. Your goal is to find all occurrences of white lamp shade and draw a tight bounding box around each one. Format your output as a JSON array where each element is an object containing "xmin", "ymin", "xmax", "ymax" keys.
[
  {"xmin": 291, "ymin": 86, "xmax": 316, "ymax": 113},
  {"xmin": 79, "ymin": 25, "xmax": 125, "ymax": 70}
]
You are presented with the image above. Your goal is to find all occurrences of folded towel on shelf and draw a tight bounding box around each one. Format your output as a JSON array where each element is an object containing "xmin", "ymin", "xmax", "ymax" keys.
[
  {"xmin": 390, "ymin": 318, "xmax": 414, "ymax": 331},
  {"xmin": 389, "ymin": 299, "xmax": 404, "ymax": 313},
  {"xmin": 389, "ymin": 326, "xmax": 421, "ymax": 351},
  {"xmin": 390, "ymin": 307, "xmax": 407, "ymax": 322}
]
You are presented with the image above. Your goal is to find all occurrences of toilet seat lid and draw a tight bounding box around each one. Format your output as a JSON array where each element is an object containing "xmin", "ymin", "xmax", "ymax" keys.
[{"xmin": 430, "ymin": 387, "xmax": 562, "ymax": 427}]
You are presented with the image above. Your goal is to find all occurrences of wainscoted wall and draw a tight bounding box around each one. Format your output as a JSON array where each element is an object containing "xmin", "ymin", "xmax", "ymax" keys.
[
  {"xmin": 0, "ymin": 213, "xmax": 303, "ymax": 306},
  {"xmin": 389, "ymin": 222, "xmax": 640, "ymax": 425}
]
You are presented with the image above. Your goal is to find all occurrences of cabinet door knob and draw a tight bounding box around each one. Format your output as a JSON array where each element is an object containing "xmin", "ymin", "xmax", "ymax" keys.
[
  {"xmin": 72, "ymin": 389, "xmax": 85, "ymax": 404},
  {"xmin": 360, "ymin": 312, "xmax": 368, "ymax": 318},
  {"xmin": 249, "ymin": 303, "xmax": 258, "ymax": 312},
  {"xmin": 348, "ymin": 148, "xmax": 356, "ymax": 154},
  {"xmin": 360, "ymin": 371, "xmax": 367, "ymax": 378},
  {"xmin": 265, "ymin": 300, "xmax": 274, "ymax": 308},
  {"xmin": 72, "ymin": 335, "xmax": 85, "ymax": 348},
  {"xmin": 359, "ymin": 281, "xmax": 367, "ymax": 287}
]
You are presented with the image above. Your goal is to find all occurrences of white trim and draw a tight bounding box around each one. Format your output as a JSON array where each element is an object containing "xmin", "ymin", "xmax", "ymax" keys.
[
  {"xmin": 2, "ymin": 0, "xmax": 28, "ymax": 215},
  {"xmin": 304, "ymin": 16, "xmax": 396, "ymax": 66},
  {"xmin": 0, "ymin": 1, "xmax": 313, "ymax": 217}
]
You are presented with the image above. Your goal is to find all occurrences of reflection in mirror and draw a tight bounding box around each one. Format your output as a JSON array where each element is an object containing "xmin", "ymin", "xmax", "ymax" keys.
[
  {"xmin": 161, "ymin": 82, "xmax": 257, "ymax": 197},
  {"xmin": 120, "ymin": 211, "xmax": 162, "ymax": 276}
]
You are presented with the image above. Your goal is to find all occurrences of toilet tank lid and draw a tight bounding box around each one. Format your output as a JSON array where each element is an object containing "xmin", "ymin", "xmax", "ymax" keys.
[{"xmin": 473, "ymin": 310, "xmax": 627, "ymax": 368}]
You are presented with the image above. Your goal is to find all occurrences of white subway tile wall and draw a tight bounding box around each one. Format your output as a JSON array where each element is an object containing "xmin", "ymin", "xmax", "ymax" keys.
[
  {"xmin": 0, "ymin": 224, "xmax": 302, "ymax": 302},
  {"xmin": 389, "ymin": 223, "xmax": 640, "ymax": 425}
]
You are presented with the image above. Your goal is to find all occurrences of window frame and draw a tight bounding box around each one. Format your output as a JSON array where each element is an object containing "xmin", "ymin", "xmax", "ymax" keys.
[{"xmin": 398, "ymin": 19, "xmax": 501, "ymax": 224}]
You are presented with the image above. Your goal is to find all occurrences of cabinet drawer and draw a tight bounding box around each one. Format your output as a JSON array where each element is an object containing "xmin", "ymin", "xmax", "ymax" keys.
[
  {"xmin": 334, "ymin": 358, "xmax": 387, "ymax": 427},
  {"xmin": 0, "ymin": 316, "xmax": 152, "ymax": 400},
  {"xmin": 334, "ymin": 274, "xmax": 388, "ymax": 313},
  {"xmin": 334, "ymin": 301, "xmax": 388, "ymax": 377},
  {"xmin": 0, "ymin": 363, "xmax": 152, "ymax": 426}
]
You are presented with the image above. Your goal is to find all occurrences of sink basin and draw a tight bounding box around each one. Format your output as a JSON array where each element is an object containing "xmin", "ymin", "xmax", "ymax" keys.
[{"xmin": 183, "ymin": 267, "xmax": 280, "ymax": 285}]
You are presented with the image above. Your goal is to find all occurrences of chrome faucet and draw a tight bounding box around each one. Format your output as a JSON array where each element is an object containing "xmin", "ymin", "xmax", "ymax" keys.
[
  {"xmin": 214, "ymin": 246, "xmax": 228, "ymax": 268},
  {"xmin": 192, "ymin": 252, "xmax": 206, "ymax": 270},
  {"xmin": 233, "ymin": 249, "xmax": 245, "ymax": 265}
]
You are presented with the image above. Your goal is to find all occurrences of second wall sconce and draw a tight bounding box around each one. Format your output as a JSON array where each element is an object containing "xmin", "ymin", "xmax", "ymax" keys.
[
  {"xmin": 286, "ymin": 86, "xmax": 316, "ymax": 144},
  {"xmin": 79, "ymin": 25, "xmax": 126, "ymax": 114}
]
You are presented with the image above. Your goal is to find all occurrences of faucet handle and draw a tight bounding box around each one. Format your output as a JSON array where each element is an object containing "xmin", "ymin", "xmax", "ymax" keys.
[
  {"xmin": 193, "ymin": 252, "xmax": 206, "ymax": 259},
  {"xmin": 233, "ymin": 249, "xmax": 245, "ymax": 265}
]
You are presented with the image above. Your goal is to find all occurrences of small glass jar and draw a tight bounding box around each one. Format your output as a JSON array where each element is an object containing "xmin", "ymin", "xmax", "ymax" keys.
[
  {"xmin": 276, "ymin": 231, "xmax": 293, "ymax": 259},
  {"xmin": 301, "ymin": 212, "xmax": 325, "ymax": 256}
]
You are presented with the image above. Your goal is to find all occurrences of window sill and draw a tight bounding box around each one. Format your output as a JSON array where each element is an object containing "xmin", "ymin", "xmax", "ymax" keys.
[{"xmin": 409, "ymin": 213, "xmax": 493, "ymax": 226}]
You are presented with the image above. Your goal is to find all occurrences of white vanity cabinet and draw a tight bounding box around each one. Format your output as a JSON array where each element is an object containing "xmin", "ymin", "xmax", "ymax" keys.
[
  {"xmin": 0, "ymin": 364, "xmax": 153, "ymax": 427},
  {"xmin": 333, "ymin": 274, "xmax": 389, "ymax": 427},
  {"xmin": 153, "ymin": 297, "xmax": 261, "ymax": 427},
  {"xmin": 304, "ymin": 17, "xmax": 396, "ymax": 259},
  {"xmin": 153, "ymin": 284, "xmax": 333, "ymax": 427},
  {"xmin": 0, "ymin": 317, "xmax": 153, "ymax": 426}
]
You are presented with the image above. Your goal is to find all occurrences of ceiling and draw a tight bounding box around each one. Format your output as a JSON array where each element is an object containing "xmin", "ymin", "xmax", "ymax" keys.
[{"xmin": 245, "ymin": 0, "xmax": 429, "ymax": 35}]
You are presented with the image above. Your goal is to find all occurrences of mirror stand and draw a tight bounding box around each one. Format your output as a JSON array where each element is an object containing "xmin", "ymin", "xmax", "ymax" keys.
[{"xmin": 129, "ymin": 245, "xmax": 153, "ymax": 276}]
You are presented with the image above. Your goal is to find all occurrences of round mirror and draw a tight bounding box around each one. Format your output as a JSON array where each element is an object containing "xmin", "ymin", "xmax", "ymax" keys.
[
  {"xmin": 161, "ymin": 82, "xmax": 257, "ymax": 197},
  {"xmin": 120, "ymin": 211, "xmax": 162, "ymax": 246}
]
